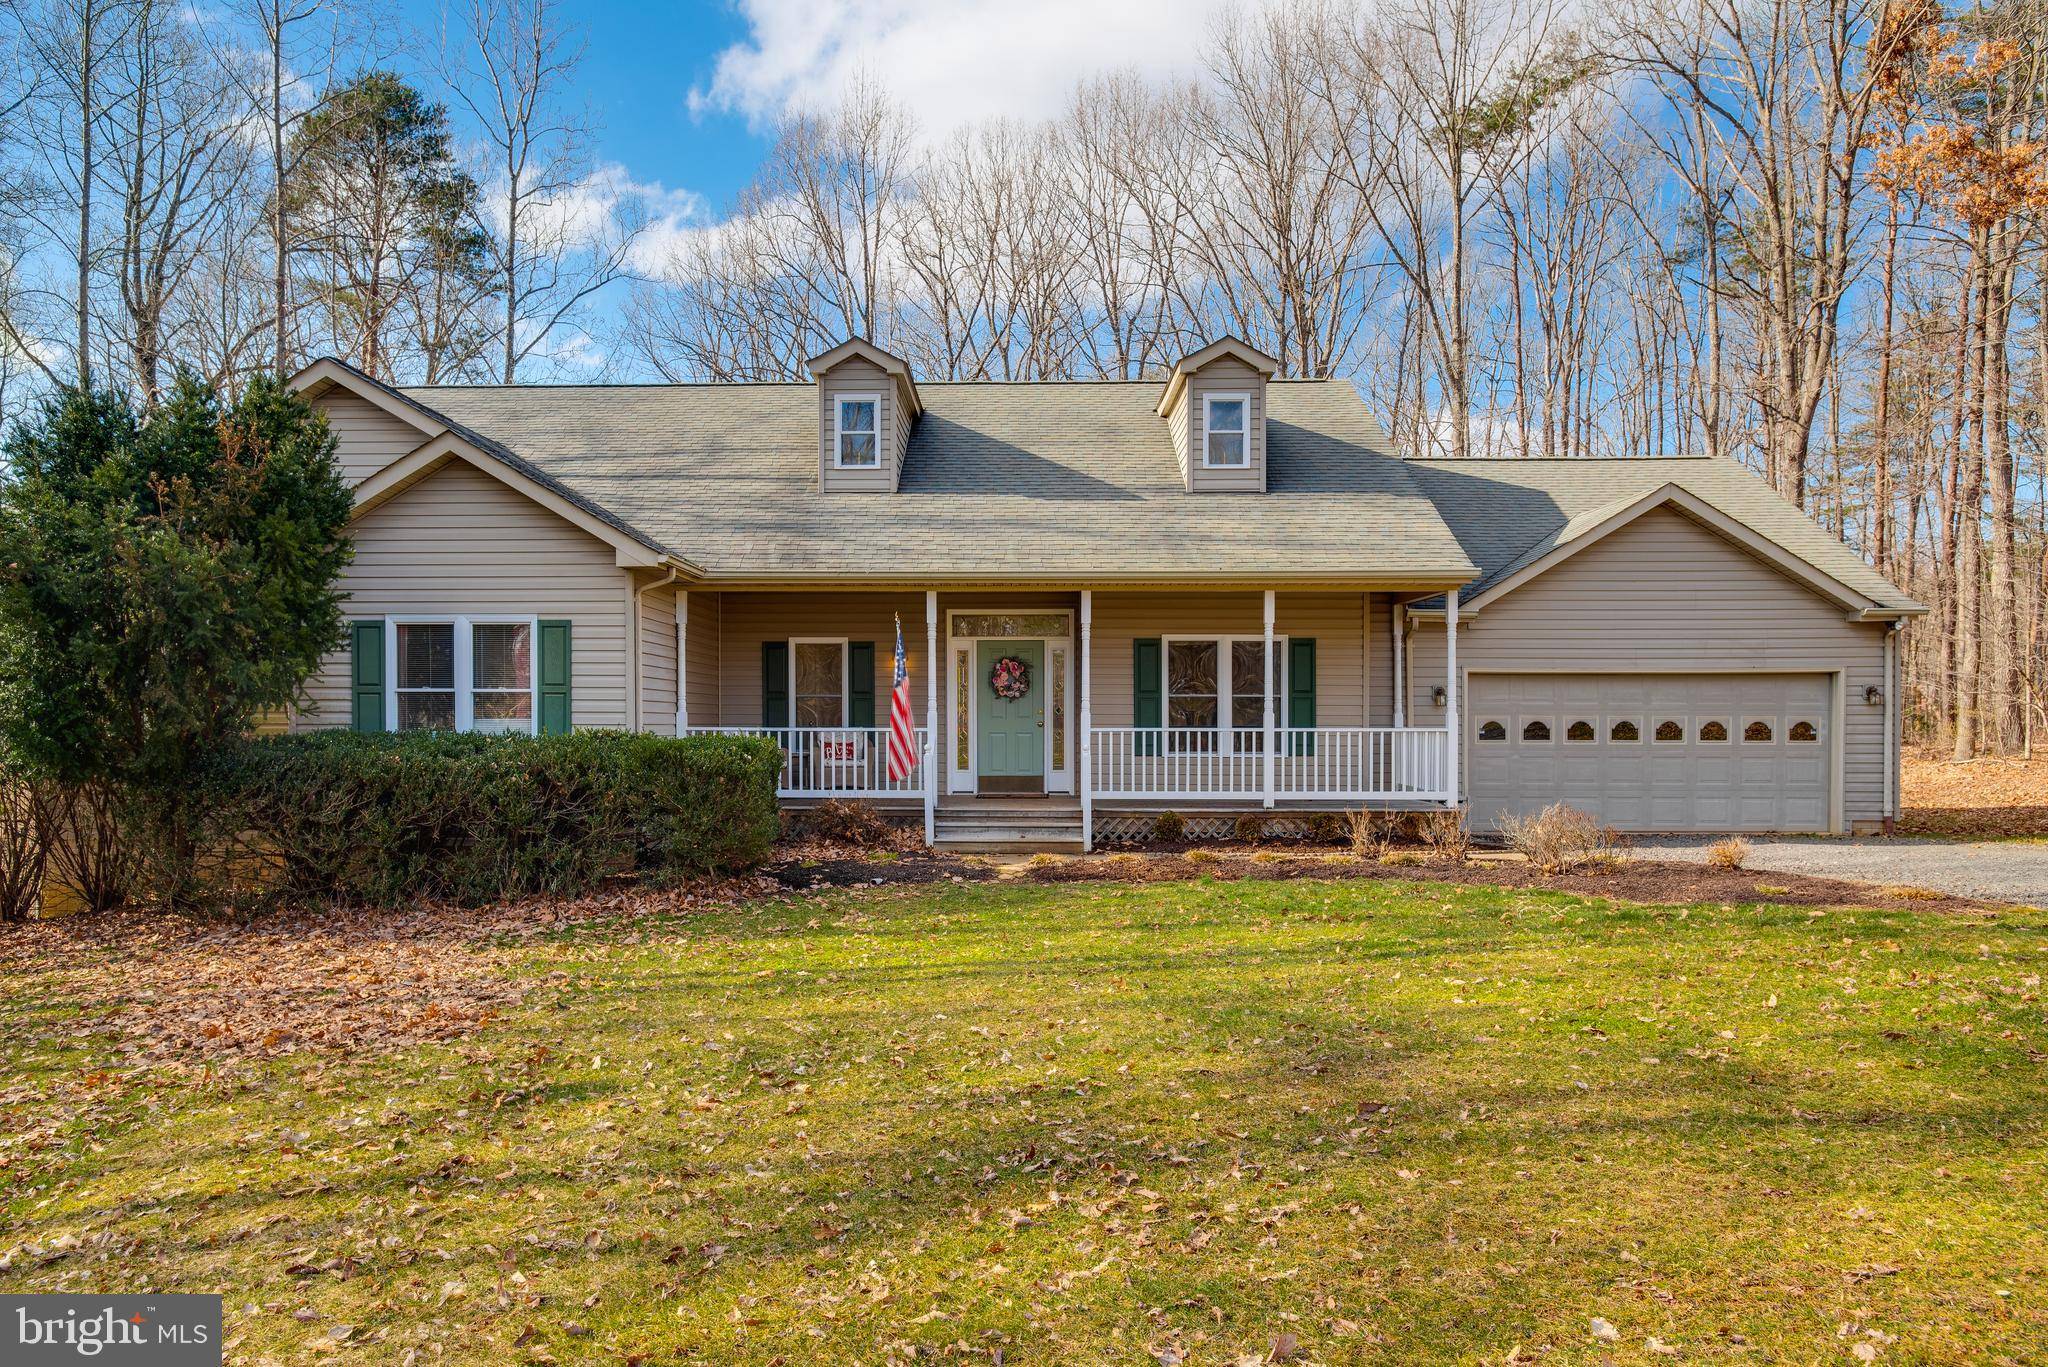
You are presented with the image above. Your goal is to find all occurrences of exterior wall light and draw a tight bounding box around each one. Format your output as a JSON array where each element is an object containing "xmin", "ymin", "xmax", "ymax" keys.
[
  {"xmin": 1864, "ymin": 685, "xmax": 1884, "ymax": 705},
  {"xmin": 1431, "ymin": 686, "xmax": 1448, "ymax": 708}
]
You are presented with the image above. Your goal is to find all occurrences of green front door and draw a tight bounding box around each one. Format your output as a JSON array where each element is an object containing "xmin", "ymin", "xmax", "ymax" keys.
[{"xmin": 977, "ymin": 640, "xmax": 1045, "ymax": 788}]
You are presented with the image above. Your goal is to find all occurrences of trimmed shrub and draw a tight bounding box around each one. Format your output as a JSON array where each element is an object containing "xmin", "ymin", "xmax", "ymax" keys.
[
  {"xmin": 1151, "ymin": 810, "xmax": 1187, "ymax": 843},
  {"xmin": 197, "ymin": 730, "xmax": 780, "ymax": 907},
  {"xmin": 1304, "ymin": 811, "xmax": 1348, "ymax": 845},
  {"xmin": 1233, "ymin": 812, "xmax": 1267, "ymax": 844}
]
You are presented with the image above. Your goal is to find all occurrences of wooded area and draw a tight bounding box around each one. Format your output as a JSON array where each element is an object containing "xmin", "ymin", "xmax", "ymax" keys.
[{"xmin": 0, "ymin": 0, "xmax": 2041, "ymax": 754}]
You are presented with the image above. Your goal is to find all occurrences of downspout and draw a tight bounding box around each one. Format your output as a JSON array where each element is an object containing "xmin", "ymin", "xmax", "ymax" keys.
[
  {"xmin": 675, "ymin": 590, "xmax": 689, "ymax": 734},
  {"xmin": 1392, "ymin": 603, "xmax": 1407, "ymax": 727},
  {"xmin": 1883, "ymin": 621, "xmax": 1902, "ymax": 835},
  {"xmin": 633, "ymin": 567, "xmax": 679, "ymax": 735}
]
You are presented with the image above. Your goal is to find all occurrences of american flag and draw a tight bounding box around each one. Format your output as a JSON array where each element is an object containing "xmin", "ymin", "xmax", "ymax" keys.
[{"xmin": 886, "ymin": 614, "xmax": 917, "ymax": 782}]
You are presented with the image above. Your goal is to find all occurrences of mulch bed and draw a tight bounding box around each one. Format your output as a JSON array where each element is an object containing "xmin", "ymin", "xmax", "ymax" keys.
[
  {"xmin": 766, "ymin": 853, "xmax": 997, "ymax": 889},
  {"xmin": 1021, "ymin": 848, "xmax": 1998, "ymax": 914}
]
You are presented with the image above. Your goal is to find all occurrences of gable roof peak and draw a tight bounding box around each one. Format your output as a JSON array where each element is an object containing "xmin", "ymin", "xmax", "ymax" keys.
[
  {"xmin": 804, "ymin": 337, "xmax": 923, "ymax": 417},
  {"xmin": 1157, "ymin": 336, "xmax": 1283, "ymax": 416}
]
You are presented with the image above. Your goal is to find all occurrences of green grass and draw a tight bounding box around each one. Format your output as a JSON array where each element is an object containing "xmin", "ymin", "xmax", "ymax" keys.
[{"xmin": 5, "ymin": 879, "xmax": 2046, "ymax": 1364}]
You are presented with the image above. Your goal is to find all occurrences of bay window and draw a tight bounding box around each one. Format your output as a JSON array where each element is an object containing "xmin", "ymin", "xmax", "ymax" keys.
[{"xmin": 387, "ymin": 616, "xmax": 538, "ymax": 734}]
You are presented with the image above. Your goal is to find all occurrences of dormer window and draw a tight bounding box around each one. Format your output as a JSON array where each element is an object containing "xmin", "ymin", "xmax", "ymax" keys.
[
  {"xmin": 1203, "ymin": 394, "xmax": 1249, "ymax": 468},
  {"xmin": 835, "ymin": 395, "xmax": 880, "ymax": 468}
]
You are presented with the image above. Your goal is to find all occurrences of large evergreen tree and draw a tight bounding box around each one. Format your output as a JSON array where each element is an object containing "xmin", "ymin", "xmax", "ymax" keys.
[{"xmin": 0, "ymin": 374, "xmax": 353, "ymax": 900}]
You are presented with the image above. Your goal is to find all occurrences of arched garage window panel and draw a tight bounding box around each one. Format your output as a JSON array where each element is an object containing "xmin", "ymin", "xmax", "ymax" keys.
[
  {"xmin": 1521, "ymin": 719, "xmax": 1552, "ymax": 742},
  {"xmin": 1654, "ymin": 720, "xmax": 1685, "ymax": 743},
  {"xmin": 1698, "ymin": 720, "xmax": 1730, "ymax": 743},
  {"xmin": 1609, "ymin": 719, "xmax": 1641, "ymax": 743},
  {"xmin": 1478, "ymin": 719, "xmax": 1506, "ymax": 741},
  {"xmin": 1565, "ymin": 720, "xmax": 1596, "ymax": 742},
  {"xmin": 1789, "ymin": 720, "xmax": 1820, "ymax": 743},
  {"xmin": 1743, "ymin": 719, "xmax": 1774, "ymax": 743}
]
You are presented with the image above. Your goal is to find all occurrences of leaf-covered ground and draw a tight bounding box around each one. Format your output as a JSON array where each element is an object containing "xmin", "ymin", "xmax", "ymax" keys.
[{"xmin": 3, "ymin": 879, "xmax": 2045, "ymax": 1365}]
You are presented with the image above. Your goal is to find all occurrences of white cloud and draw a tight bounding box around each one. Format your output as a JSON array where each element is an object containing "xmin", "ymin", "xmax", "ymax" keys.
[{"xmin": 692, "ymin": 0, "xmax": 1247, "ymax": 137}]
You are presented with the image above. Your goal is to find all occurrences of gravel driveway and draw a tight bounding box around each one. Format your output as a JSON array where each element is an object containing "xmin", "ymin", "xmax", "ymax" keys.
[{"xmin": 1637, "ymin": 836, "xmax": 2048, "ymax": 907}]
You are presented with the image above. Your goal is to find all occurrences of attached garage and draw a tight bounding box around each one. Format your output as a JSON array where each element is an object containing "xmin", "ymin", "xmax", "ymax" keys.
[{"xmin": 1467, "ymin": 672, "xmax": 1833, "ymax": 833}]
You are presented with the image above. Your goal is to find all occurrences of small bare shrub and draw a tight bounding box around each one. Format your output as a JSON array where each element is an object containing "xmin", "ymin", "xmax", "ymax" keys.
[
  {"xmin": 43, "ymin": 782, "xmax": 135, "ymax": 913},
  {"xmin": 1304, "ymin": 811, "xmax": 1347, "ymax": 845},
  {"xmin": 805, "ymin": 798, "xmax": 896, "ymax": 849},
  {"xmin": 1152, "ymin": 810, "xmax": 1187, "ymax": 843},
  {"xmin": 0, "ymin": 772, "xmax": 50, "ymax": 922},
  {"xmin": 1417, "ymin": 810, "xmax": 1469, "ymax": 861},
  {"xmin": 1498, "ymin": 803, "xmax": 1628, "ymax": 873},
  {"xmin": 1705, "ymin": 837, "xmax": 1751, "ymax": 870},
  {"xmin": 1233, "ymin": 813, "xmax": 1267, "ymax": 845},
  {"xmin": 1348, "ymin": 809, "xmax": 1389, "ymax": 861}
]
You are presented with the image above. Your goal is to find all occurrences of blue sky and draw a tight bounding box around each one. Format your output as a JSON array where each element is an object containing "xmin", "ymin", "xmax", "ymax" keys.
[{"xmin": 400, "ymin": 0, "xmax": 773, "ymax": 215}]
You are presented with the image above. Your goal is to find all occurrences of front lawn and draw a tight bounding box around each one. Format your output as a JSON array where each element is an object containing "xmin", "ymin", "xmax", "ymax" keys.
[{"xmin": 4, "ymin": 880, "xmax": 2044, "ymax": 1364}]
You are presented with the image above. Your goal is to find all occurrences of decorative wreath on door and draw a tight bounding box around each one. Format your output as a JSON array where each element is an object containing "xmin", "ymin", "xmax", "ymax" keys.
[{"xmin": 989, "ymin": 655, "xmax": 1032, "ymax": 700}]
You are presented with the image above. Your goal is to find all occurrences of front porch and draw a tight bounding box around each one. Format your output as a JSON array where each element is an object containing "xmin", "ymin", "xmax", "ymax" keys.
[{"xmin": 675, "ymin": 586, "xmax": 1462, "ymax": 848}]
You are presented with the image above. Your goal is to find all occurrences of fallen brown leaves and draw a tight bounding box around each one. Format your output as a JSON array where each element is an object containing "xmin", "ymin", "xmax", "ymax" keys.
[
  {"xmin": 1901, "ymin": 751, "xmax": 2048, "ymax": 837},
  {"xmin": 0, "ymin": 874, "xmax": 779, "ymax": 1067}
]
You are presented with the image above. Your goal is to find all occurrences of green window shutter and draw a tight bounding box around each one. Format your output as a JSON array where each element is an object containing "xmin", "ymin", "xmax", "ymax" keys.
[
  {"xmin": 1133, "ymin": 637, "xmax": 1162, "ymax": 757},
  {"xmin": 1288, "ymin": 638, "xmax": 1317, "ymax": 755},
  {"xmin": 762, "ymin": 641, "xmax": 789, "ymax": 727},
  {"xmin": 350, "ymin": 621, "xmax": 386, "ymax": 733},
  {"xmin": 847, "ymin": 641, "xmax": 876, "ymax": 727},
  {"xmin": 538, "ymin": 620, "xmax": 572, "ymax": 735}
]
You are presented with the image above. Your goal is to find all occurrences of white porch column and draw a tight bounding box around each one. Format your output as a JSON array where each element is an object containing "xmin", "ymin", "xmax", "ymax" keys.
[
  {"xmin": 1444, "ymin": 588, "xmax": 1460, "ymax": 807},
  {"xmin": 674, "ymin": 590, "xmax": 689, "ymax": 733},
  {"xmin": 1262, "ymin": 589, "xmax": 1276, "ymax": 808},
  {"xmin": 1080, "ymin": 590, "xmax": 1094, "ymax": 851},
  {"xmin": 1391, "ymin": 603, "xmax": 1406, "ymax": 727},
  {"xmin": 925, "ymin": 590, "xmax": 938, "ymax": 846}
]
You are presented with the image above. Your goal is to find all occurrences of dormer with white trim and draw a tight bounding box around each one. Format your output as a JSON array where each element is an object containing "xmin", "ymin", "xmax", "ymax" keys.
[
  {"xmin": 806, "ymin": 338, "xmax": 922, "ymax": 494},
  {"xmin": 1156, "ymin": 337, "xmax": 1279, "ymax": 493}
]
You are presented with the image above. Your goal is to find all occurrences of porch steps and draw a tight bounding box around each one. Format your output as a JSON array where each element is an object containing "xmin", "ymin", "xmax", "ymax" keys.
[{"xmin": 932, "ymin": 802, "xmax": 1086, "ymax": 853}]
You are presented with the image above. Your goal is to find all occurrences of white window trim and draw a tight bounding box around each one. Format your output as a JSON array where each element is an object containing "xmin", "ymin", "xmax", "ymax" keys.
[
  {"xmin": 385, "ymin": 614, "xmax": 539, "ymax": 735},
  {"xmin": 833, "ymin": 394, "xmax": 882, "ymax": 470},
  {"xmin": 789, "ymin": 637, "xmax": 851, "ymax": 729},
  {"xmin": 1200, "ymin": 392, "xmax": 1251, "ymax": 468},
  {"xmin": 1162, "ymin": 634, "xmax": 1287, "ymax": 751}
]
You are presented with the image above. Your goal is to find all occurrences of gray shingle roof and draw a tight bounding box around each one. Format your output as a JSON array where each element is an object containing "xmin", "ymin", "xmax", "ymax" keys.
[
  {"xmin": 395, "ymin": 378, "xmax": 1479, "ymax": 584},
  {"xmin": 1403, "ymin": 457, "xmax": 1922, "ymax": 614}
]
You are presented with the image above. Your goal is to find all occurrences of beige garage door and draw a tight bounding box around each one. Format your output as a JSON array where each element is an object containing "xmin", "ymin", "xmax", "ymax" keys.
[{"xmin": 1468, "ymin": 673, "xmax": 1832, "ymax": 833}]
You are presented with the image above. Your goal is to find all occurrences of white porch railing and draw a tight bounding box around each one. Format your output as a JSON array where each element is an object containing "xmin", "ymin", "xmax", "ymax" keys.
[
  {"xmin": 1089, "ymin": 726, "xmax": 1452, "ymax": 802},
  {"xmin": 683, "ymin": 726, "xmax": 927, "ymax": 798}
]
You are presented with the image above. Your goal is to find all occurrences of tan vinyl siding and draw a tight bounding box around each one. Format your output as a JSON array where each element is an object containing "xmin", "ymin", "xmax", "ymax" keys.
[
  {"xmin": 296, "ymin": 460, "xmax": 632, "ymax": 731},
  {"xmin": 818, "ymin": 360, "xmax": 898, "ymax": 492},
  {"xmin": 1366, "ymin": 594, "xmax": 1395, "ymax": 727},
  {"xmin": 1089, "ymin": 591, "xmax": 1369, "ymax": 728},
  {"xmin": 638, "ymin": 581, "xmax": 678, "ymax": 735},
  {"xmin": 1181, "ymin": 360, "xmax": 1266, "ymax": 493},
  {"xmin": 718, "ymin": 593, "xmax": 930, "ymax": 727},
  {"xmin": 683, "ymin": 590, "xmax": 722, "ymax": 727},
  {"xmin": 1166, "ymin": 389, "xmax": 1190, "ymax": 485},
  {"xmin": 1405, "ymin": 507, "xmax": 1890, "ymax": 825},
  {"xmin": 318, "ymin": 391, "xmax": 431, "ymax": 485}
]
